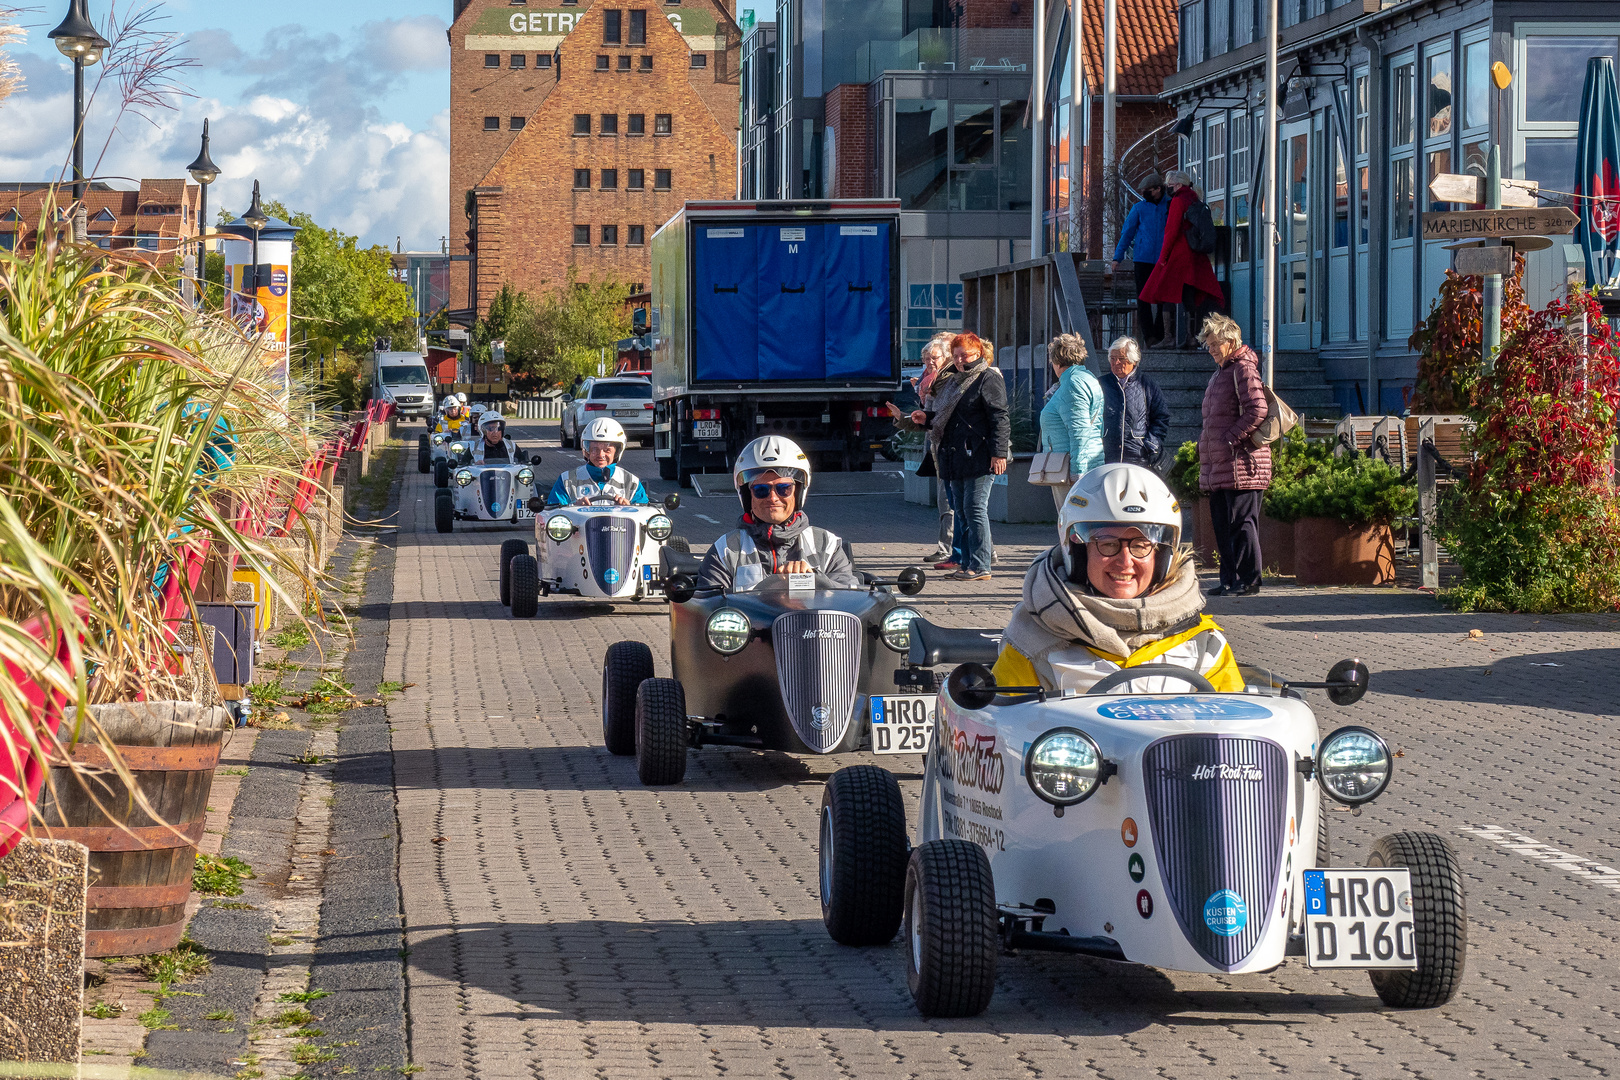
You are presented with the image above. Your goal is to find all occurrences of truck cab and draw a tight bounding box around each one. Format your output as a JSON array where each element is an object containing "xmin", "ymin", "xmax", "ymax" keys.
[{"xmin": 372, "ymin": 351, "xmax": 435, "ymax": 422}]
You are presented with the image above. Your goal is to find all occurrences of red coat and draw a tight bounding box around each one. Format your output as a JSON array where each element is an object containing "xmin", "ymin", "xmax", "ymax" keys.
[{"xmin": 1141, "ymin": 187, "xmax": 1224, "ymax": 308}]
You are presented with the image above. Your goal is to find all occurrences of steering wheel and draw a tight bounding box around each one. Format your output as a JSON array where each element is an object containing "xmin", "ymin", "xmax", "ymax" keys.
[{"xmin": 1085, "ymin": 664, "xmax": 1217, "ymax": 695}]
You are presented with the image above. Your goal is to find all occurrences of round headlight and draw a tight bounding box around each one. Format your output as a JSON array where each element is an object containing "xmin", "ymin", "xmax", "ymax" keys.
[
  {"xmin": 431, "ymin": 433, "xmax": 446, "ymax": 445},
  {"xmin": 455, "ymin": 468, "xmax": 474, "ymax": 487},
  {"xmin": 880, "ymin": 607, "xmax": 919, "ymax": 652},
  {"xmin": 646, "ymin": 514, "xmax": 673, "ymax": 541},
  {"xmin": 451, "ymin": 441, "xmax": 466, "ymax": 456},
  {"xmin": 546, "ymin": 516, "xmax": 574, "ymax": 542},
  {"xmin": 1316, "ymin": 725, "xmax": 1392, "ymax": 806},
  {"xmin": 1025, "ymin": 728, "xmax": 1105, "ymax": 806},
  {"xmin": 705, "ymin": 608, "xmax": 751, "ymax": 655},
  {"xmin": 517, "ymin": 468, "xmax": 535, "ymax": 487}
]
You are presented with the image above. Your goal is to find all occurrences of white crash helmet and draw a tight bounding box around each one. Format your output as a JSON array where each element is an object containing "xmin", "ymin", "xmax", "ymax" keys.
[
  {"xmin": 455, "ymin": 392, "xmax": 468, "ymax": 405},
  {"xmin": 733, "ymin": 435, "xmax": 811, "ymax": 514},
  {"xmin": 580, "ymin": 416, "xmax": 628, "ymax": 463},
  {"xmin": 478, "ymin": 409, "xmax": 504, "ymax": 435},
  {"xmin": 1059, "ymin": 463, "xmax": 1183, "ymax": 590}
]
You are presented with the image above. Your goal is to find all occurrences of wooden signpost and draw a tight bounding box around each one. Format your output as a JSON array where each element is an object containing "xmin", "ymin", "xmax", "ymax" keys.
[
  {"xmin": 1452, "ymin": 245, "xmax": 1514, "ymax": 276},
  {"xmin": 1427, "ymin": 172, "xmax": 1540, "ymax": 208},
  {"xmin": 1422, "ymin": 206, "xmax": 1579, "ymax": 241}
]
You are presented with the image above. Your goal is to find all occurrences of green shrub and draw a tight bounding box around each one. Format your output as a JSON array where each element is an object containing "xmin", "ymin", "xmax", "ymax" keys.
[
  {"xmin": 1439, "ymin": 488, "xmax": 1620, "ymax": 613},
  {"xmin": 1263, "ymin": 456, "xmax": 1416, "ymax": 526},
  {"xmin": 1166, "ymin": 441, "xmax": 1200, "ymax": 502}
]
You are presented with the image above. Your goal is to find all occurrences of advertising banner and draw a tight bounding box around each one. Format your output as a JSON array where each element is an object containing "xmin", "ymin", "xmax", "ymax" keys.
[{"xmin": 222, "ymin": 235, "xmax": 294, "ymax": 410}]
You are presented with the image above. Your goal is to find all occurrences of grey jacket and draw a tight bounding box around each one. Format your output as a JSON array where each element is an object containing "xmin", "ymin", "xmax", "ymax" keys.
[{"xmin": 696, "ymin": 513, "xmax": 858, "ymax": 591}]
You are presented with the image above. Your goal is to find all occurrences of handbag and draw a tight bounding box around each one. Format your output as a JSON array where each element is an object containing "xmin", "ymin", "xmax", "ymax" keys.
[
  {"xmin": 1234, "ymin": 367, "xmax": 1299, "ymax": 448},
  {"xmin": 1028, "ymin": 450, "xmax": 1072, "ymax": 486}
]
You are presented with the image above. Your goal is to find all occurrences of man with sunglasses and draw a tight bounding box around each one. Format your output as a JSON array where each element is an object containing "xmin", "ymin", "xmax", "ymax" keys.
[
  {"xmin": 695, "ymin": 436, "xmax": 858, "ymax": 591},
  {"xmin": 990, "ymin": 462, "xmax": 1244, "ymax": 695}
]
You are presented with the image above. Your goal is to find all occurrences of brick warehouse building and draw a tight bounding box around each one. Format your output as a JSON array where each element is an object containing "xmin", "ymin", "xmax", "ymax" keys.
[{"xmin": 448, "ymin": 0, "xmax": 742, "ymax": 317}]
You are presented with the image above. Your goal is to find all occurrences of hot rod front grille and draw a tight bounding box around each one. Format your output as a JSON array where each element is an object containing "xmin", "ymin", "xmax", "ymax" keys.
[
  {"xmin": 771, "ymin": 610, "xmax": 861, "ymax": 753},
  {"xmin": 480, "ymin": 470, "xmax": 512, "ymax": 518},
  {"xmin": 1142, "ymin": 734, "xmax": 1288, "ymax": 971},
  {"xmin": 583, "ymin": 516, "xmax": 637, "ymax": 593}
]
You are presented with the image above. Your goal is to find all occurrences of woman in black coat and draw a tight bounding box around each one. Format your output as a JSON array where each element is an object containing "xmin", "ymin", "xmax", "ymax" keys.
[{"xmin": 1101, "ymin": 335, "xmax": 1172, "ymax": 467}]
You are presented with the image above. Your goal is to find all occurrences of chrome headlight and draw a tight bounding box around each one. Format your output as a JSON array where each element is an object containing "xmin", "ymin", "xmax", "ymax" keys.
[
  {"xmin": 546, "ymin": 516, "xmax": 574, "ymax": 542},
  {"xmin": 454, "ymin": 468, "xmax": 474, "ymax": 487},
  {"xmin": 880, "ymin": 607, "xmax": 919, "ymax": 652},
  {"xmin": 705, "ymin": 608, "xmax": 751, "ymax": 655},
  {"xmin": 431, "ymin": 433, "xmax": 446, "ymax": 446},
  {"xmin": 451, "ymin": 441, "xmax": 467, "ymax": 456},
  {"xmin": 517, "ymin": 467, "xmax": 535, "ymax": 487},
  {"xmin": 646, "ymin": 514, "xmax": 673, "ymax": 541},
  {"xmin": 1025, "ymin": 728, "xmax": 1106, "ymax": 806},
  {"xmin": 1316, "ymin": 726, "xmax": 1392, "ymax": 805}
]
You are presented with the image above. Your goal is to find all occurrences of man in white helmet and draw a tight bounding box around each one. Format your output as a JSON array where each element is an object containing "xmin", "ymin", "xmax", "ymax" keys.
[
  {"xmin": 991, "ymin": 462, "xmax": 1243, "ymax": 695},
  {"xmin": 436, "ymin": 394, "xmax": 470, "ymax": 434},
  {"xmin": 474, "ymin": 408, "xmax": 524, "ymax": 463},
  {"xmin": 695, "ymin": 436, "xmax": 858, "ymax": 591},
  {"xmin": 546, "ymin": 416, "xmax": 649, "ymax": 505}
]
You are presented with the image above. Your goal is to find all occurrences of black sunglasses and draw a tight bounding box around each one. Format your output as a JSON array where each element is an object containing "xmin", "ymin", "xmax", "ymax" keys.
[{"xmin": 749, "ymin": 481, "xmax": 796, "ymax": 500}]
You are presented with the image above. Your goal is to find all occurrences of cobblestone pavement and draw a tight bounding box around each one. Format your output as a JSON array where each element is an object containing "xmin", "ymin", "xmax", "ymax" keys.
[{"xmin": 388, "ymin": 423, "xmax": 1620, "ymax": 1080}]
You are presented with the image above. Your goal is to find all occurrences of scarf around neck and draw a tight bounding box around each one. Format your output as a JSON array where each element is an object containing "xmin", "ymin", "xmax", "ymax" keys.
[{"xmin": 928, "ymin": 356, "xmax": 991, "ymax": 459}]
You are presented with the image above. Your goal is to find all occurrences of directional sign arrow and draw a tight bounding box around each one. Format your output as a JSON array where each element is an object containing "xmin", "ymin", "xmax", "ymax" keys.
[
  {"xmin": 1453, "ymin": 245, "xmax": 1514, "ymax": 276},
  {"xmin": 1422, "ymin": 206, "xmax": 1579, "ymax": 241},
  {"xmin": 1427, "ymin": 172, "xmax": 1539, "ymax": 208}
]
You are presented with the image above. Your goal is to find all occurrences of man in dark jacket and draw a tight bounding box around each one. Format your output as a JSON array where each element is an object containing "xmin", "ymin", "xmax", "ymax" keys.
[{"xmin": 1101, "ymin": 336, "xmax": 1172, "ymax": 467}]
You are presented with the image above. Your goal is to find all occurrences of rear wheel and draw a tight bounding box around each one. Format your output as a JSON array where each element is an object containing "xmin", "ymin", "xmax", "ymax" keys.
[
  {"xmin": 434, "ymin": 492, "xmax": 454, "ymax": 533},
  {"xmin": 819, "ymin": 766, "xmax": 908, "ymax": 946},
  {"xmin": 499, "ymin": 539, "xmax": 528, "ymax": 606},
  {"xmin": 635, "ymin": 677, "xmax": 688, "ymax": 785},
  {"xmin": 417, "ymin": 434, "xmax": 430, "ymax": 473},
  {"xmin": 509, "ymin": 555, "xmax": 539, "ymax": 617},
  {"xmin": 602, "ymin": 640, "xmax": 654, "ymax": 755},
  {"xmin": 667, "ymin": 535, "xmax": 690, "ymax": 555},
  {"xmin": 1367, "ymin": 832, "xmax": 1466, "ymax": 1008},
  {"xmin": 904, "ymin": 840, "xmax": 998, "ymax": 1018},
  {"xmin": 658, "ymin": 454, "xmax": 678, "ymax": 481},
  {"xmin": 434, "ymin": 459, "xmax": 450, "ymax": 488},
  {"xmin": 560, "ymin": 419, "xmax": 575, "ymax": 448}
]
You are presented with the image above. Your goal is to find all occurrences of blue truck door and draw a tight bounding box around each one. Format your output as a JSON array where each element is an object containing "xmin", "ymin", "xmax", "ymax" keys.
[
  {"xmin": 693, "ymin": 225, "xmax": 758, "ymax": 381},
  {"xmin": 757, "ymin": 224, "xmax": 826, "ymax": 381},
  {"xmin": 823, "ymin": 222, "xmax": 892, "ymax": 379}
]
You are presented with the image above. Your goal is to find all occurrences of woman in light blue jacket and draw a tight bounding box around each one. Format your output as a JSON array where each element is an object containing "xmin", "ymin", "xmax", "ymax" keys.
[{"xmin": 1038, "ymin": 333, "xmax": 1104, "ymax": 509}]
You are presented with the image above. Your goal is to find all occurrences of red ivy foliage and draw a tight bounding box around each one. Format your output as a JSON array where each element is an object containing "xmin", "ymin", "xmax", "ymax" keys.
[
  {"xmin": 1469, "ymin": 288, "xmax": 1620, "ymax": 495},
  {"xmin": 1409, "ymin": 257, "xmax": 1533, "ymax": 413}
]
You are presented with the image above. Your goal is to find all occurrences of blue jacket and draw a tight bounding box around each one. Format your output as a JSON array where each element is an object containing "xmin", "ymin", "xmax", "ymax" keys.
[
  {"xmin": 1039, "ymin": 364, "xmax": 1105, "ymax": 478},
  {"xmin": 1113, "ymin": 195, "xmax": 1169, "ymax": 265}
]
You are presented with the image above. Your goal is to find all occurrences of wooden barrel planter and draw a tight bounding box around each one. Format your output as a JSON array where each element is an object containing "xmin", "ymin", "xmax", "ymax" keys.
[
  {"xmin": 1259, "ymin": 515, "xmax": 1296, "ymax": 578},
  {"xmin": 1191, "ymin": 497, "xmax": 1218, "ymax": 567},
  {"xmin": 32, "ymin": 702, "xmax": 232, "ymax": 957},
  {"xmin": 1293, "ymin": 518, "xmax": 1396, "ymax": 586}
]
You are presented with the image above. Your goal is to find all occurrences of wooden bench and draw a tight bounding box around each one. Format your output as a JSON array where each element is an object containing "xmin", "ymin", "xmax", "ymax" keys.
[{"xmin": 1409, "ymin": 414, "xmax": 1476, "ymax": 589}]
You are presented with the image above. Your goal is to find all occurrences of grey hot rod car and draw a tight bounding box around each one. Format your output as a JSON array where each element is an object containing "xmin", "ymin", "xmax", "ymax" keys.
[{"xmin": 601, "ymin": 558, "xmax": 932, "ymax": 786}]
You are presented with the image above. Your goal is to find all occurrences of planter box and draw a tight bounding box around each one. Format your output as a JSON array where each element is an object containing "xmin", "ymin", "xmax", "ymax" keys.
[
  {"xmin": 991, "ymin": 454, "xmax": 1057, "ymax": 524},
  {"xmin": 1259, "ymin": 514, "xmax": 1296, "ymax": 577},
  {"xmin": 901, "ymin": 451, "xmax": 936, "ymax": 506},
  {"xmin": 1189, "ymin": 497, "xmax": 1218, "ymax": 566},
  {"xmin": 1293, "ymin": 518, "xmax": 1396, "ymax": 586}
]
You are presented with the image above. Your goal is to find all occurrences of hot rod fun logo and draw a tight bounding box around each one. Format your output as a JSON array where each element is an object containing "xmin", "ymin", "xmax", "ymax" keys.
[
  {"xmin": 939, "ymin": 727, "xmax": 1004, "ymax": 795},
  {"xmin": 1189, "ymin": 763, "xmax": 1264, "ymax": 782}
]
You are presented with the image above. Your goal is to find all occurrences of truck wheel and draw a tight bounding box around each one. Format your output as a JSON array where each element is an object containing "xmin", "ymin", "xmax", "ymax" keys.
[
  {"xmin": 635, "ymin": 678, "xmax": 688, "ymax": 785},
  {"xmin": 602, "ymin": 640, "xmax": 654, "ymax": 755},
  {"xmin": 819, "ymin": 766, "xmax": 908, "ymax": 946},
  {"xmin": 658, "ymin": 455, "xmax": 678, "ymax": 481},
  {"xmin": 1366, "ymin": 832, "xmax": 1466, "ymax": 1008},
  {"xmin": 434, "ymin": 459, "xmax": 450, "ymax": 488},
  {"xmin": 639, "ymin": 437, "xmax": 653, "ymax": 448},
  {"xmin": 666, "ymin": 535, "xmax": 690, "ymax": 555},
  {"xmin": 678, "ymin": 467, "xmax": 695, "ymax": 489},
  {"xmin": 904, "ymin": 840, "xmax": 997, "ymax": 1017},
  {"xmin": 498, "ymin": 539, "xmax": 529, "ymax": 606},
  {"xmin": 417, "ymin": 434, "xmax": 430, "ymax": 473},
  {"xmin": 509, "ymin": 555, "xmax": 540, "ymax": 617},
  {"xmin": 434, "ymin": 492, "xmax": 454, "ymax": 534}
]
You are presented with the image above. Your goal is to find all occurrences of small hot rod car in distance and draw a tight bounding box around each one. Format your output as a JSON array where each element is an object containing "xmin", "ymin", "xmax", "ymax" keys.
[
  {"xmin": 817, "ymin": 621, "xmax": 1467, "ymax": 1017},
  {"xmin": 601, "ymin": 560, "xmax": 934, "ymax": 786},
  {"xmin": 500, "ymin": 491, "xmax": 687, "ymax": 617}
]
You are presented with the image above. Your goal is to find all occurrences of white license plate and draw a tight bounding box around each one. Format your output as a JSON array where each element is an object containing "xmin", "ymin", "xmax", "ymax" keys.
[
  {"xmin": 516, "ymin": 507, "xmax": 535, "ymax": 520},
  {"xmin": 1303, "ymin": 868, "xmax": 1418, "ymax": 969},
  {"xmin": 614, "ymin": 410, "xmax": 639, "ymax": 418},
  {"xmin": 693, "ymin": 421, "xmax": 722, "ymax": 439},
  {"xmin": 869, "ymin": 695, "xmax": 936, "ymax": 755}
]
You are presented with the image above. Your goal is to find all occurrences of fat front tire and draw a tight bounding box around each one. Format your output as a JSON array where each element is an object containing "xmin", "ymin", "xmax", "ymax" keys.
[
  {"xmin": 1367, "ymin": 831, "xmax": 1467, "ymax": 1008},
  {"xmin": 417, "ymin": 434, "xmax": 430, "ymax": 473},
  {"xmin": 498, "ymin": 539, "xmax": 529, "ymax": 606},
  {"xmin": 819, "ymin": 766, "xmax": 908, "ymax": 946},
  {"xmin": 602, "ymin": 640, "xmax": 654, "ymax": 755},
  {"xmin": 635, "ymin": 677, "xmax": 688, "ymax": 785},
  {"xmin": 434, "ymin": 492, "xmax": 454, "ymax": 534},
  {"xmin": 667, "ymin": 535, "xmax": 690, "ymax": 555},
  {"xmin": 434, "ymin": 459, "xmax": 450, "ymax": 488},
  {"xmin": 904, "ymin": 840, "xmax": 998, "ymax": 1017},
  {"xmin": 509, "ymin": 555, "xmax": 540, "ymax": 617}
]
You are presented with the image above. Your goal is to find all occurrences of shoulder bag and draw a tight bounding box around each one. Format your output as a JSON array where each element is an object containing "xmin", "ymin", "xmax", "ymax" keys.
[
  {"xmin": 1234, "ymin": 365, "xmax": 1299, "ymax": 448},
  {"xmin": 1027, "ymin": 450, "xmax": 1072, "ymax": 485}
]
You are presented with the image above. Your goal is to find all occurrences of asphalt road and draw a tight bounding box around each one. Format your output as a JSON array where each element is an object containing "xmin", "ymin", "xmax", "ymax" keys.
[{"xmin": 384, "ymin": 419, "xmax": 1620, "ymax": 1080}]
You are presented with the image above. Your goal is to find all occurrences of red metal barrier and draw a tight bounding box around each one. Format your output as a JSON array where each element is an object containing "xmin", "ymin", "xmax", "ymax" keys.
[{"xmin": 0, "ymin": 606, "xmax": 86, "ymax": 859}]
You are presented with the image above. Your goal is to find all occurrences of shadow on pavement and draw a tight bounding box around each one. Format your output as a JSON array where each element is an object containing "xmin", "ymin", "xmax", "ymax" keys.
[{"xmin": 1363, "ymin": 648, "xmax": 1620, "ymax": 714}]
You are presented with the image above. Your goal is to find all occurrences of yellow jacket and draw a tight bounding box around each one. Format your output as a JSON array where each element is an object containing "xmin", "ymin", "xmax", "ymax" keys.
[{"xmin": 992, "ymin": 613, "xmax": 1244, "ymax": 695}]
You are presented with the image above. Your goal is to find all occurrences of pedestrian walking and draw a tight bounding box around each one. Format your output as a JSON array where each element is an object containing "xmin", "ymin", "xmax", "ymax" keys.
[
  {"xmin": 1141, "ymin": 170, "xmax": 1224, "ymax": 349},
  {"xmin": 1100, "ymin": 336, "xmax": 1172, "ymax": 468},
  {"xmin": 1195, "ymin": 314, "xmax": 1270, "ymax": 597},
  {"xmin": 887, "ymin": 332, "xmax": 958, "ymax": 566},
  {"xmin": 1111, "ymin": 174, "xmax": 1170, "ymax": 347},
  {"xmin": 903, "ymin": 332, "xmax": 1008, "ymax": 581},
  {"xmin": 1038, "ymin": 333, "xmax": 1104, "ymax": 510}
]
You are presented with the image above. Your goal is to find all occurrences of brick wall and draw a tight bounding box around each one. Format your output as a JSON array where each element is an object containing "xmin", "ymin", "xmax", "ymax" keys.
[
  {"xmin": 950, "ymin": 0, "xmax": 1031, "ymax": 30},
  {"xmin": 823, "ymin": 84, "xmax": 873, "ymax": 199}
]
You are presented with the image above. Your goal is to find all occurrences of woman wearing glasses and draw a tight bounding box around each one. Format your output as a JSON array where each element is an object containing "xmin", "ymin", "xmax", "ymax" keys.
[
  {"xmin": 695, "ymin": 435, "xmax": 858, "ymax": 592},
  {"xmin": 989, "ymin": 463, "xmax": 1244, "ymax": 695}
]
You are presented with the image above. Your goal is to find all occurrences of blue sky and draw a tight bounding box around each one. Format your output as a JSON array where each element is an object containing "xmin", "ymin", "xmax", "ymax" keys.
[{"xmin": 1, "ymin": 0, "xmax": 451, "ymax": 250}]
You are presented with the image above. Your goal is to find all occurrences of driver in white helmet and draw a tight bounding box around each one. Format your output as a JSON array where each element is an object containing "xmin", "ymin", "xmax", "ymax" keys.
[
  {"xmin": 695, "ymin": 436, "xmax": 858, "ymax": 591},
  {"xmin": 991, "ymin": 463, "xmax": 1243, "ymax": 695},
  {"xmin": 473, "ymin": 409, "xmax": 524, "ymax": 463},
  {"xmin": 546, "ymin": 416, "xmax": 649, "ymax": 505}
]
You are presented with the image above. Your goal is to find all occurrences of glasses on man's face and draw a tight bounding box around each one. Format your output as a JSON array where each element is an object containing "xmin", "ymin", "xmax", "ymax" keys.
[
  {"xmin": 1072, "ymin": 530, "xmax": 1155, "ymax": 558},
  {"xmin": 750, "ymin": 482, "xmax": 796, "ymax": 500}
]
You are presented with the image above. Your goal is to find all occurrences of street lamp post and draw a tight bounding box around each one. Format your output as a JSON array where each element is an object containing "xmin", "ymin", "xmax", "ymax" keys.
[
  {"xmin": 48, "ymin": 0, "xmax": 110, "ymax": 244},
  {"xmin": 241, "ymin": 179, "xmax": 269, "ymax": 303},
  {"xmin": 185, "ymin": 118, "xmax": 221, "ymax": 307}
]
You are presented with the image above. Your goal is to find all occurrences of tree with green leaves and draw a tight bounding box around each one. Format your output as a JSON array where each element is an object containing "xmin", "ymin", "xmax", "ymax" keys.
[{"xmin": 509, "ymin": 270, "xmax": 634, "ymax": 388}]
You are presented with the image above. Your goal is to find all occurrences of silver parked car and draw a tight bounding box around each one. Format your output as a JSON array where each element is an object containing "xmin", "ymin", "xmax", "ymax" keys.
[{"xmin": 560, "ymin": 377, "xmax": 654, "ymax": 447}]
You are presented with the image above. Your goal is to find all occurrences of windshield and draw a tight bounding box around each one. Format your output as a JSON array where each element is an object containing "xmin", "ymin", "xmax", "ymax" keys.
[
  {"xmin": 590, "ymin": 382, "xmax": 652, "ymax": 400},
  {"xmin": 381, "ymin": 365, "xmax": 431, "ymax": 385}
]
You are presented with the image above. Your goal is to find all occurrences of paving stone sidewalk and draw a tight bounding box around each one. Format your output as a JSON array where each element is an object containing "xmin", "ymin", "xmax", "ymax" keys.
[{"xmin": 387, "ymin": 428, "xmax": 1620, "ymax": 1080}]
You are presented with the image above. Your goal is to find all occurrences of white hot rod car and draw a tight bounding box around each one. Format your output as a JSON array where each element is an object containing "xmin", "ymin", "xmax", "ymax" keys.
[
  {"xmin": 433, "ymin": 451, "xmax": 538, "ymax": 534},
  {"xmin": 499, "ymin": 492, "xmax": 686, "ymax": 617},
  {"xmin": 817, "ymin": 620, "xmax": 1466, "ymax": 1017}
]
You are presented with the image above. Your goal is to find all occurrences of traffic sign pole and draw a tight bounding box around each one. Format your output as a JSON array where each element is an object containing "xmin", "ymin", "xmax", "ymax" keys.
[{"xmin": 1482, "ymin": 144, "xmax": 1503, "ymax": 374}]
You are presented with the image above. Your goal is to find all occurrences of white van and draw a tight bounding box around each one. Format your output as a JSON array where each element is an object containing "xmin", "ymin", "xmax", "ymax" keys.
[{"xmin": 372, "ymin": 351, "xmax": 435, "ymax": 422}]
